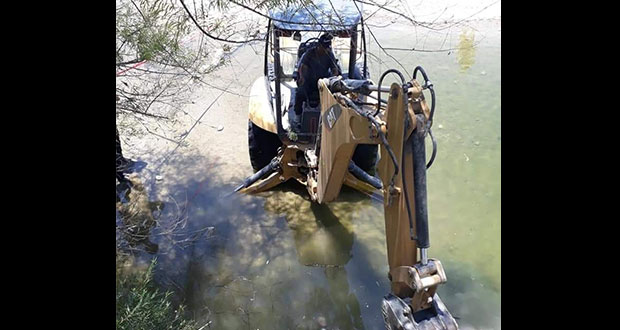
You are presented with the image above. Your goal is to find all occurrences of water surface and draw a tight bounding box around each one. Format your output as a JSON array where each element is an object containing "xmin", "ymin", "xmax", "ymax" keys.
[{"xmin": 122, "ymin": 17, "xmax": 501, "ymax": 330}]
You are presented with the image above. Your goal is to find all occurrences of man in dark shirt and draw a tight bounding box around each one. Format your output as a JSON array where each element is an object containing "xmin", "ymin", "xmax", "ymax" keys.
[{"xmin": 294, "ymin": 33, "xmax": 341, "ymax": 118}]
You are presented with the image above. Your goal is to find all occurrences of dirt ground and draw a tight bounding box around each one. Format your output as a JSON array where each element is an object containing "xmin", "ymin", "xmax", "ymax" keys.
[{"xmin": 118, "ymin": 41, "xmax": 264, "ymax": 196}]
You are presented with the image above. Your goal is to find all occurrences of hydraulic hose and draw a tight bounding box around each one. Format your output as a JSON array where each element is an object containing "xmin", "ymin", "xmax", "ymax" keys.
[
  {"xmin": 233, "ymin": 157, "xmax": 279, "ymax": 193},
  {"xmin": 413, "ymin": 66, "xmax": 436, "ymax": 124},
  {"xmin": 427, "ymin": 128, "xmax": 437, "ymax": 169},
  {"xmin": 401, "ymin": 130, "xmax": 416, "ymax": 241},
  {"xmin": 375, "ymin": 69, "xmax": 406, "ymax": 116},
  {"xmin": 412, "ymin": 65, "xmax": 437, "ymax": 169},
  {"xmin": 413, "ymin": 66, "xmax": 429, "ymax": 81},
  {"xmin": 337, "ymin": 94, "xmax": 399, "ymax": 182},
  {"xmin": 348, "ymin": 161, "xmax": 383, "ymax": 190}
]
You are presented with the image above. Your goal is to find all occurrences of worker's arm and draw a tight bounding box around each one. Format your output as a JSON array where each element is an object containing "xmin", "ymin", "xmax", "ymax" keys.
[
  {"xmin": 297, "ymin": 63, "xmax": 307, "ymax": 86},
  {"xmin": 327, "ymin": 49, "xmax": 341, "ymax": 76}
]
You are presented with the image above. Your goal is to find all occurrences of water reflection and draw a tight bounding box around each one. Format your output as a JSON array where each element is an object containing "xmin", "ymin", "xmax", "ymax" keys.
[
  {"xmin": 152, "ymin": 172, "xmax": 499, "ymax": 329},
  {"xmin": 263, "ymin": 183, "xmax": 366, "ymax": 329},
  {"xmin": 263, "ymin": 184, "xmax": 360, "ymax": 267},
  {"xmin": 174, "ymin": 182, "xmax": 371, "ymax": 329},
  {"xmin": 456, "ymin": 29, "xmax": 476, "ymax": 72},
  {"xmin": 299, "ymin": 267, "xmax": 365, "ymax": 330}
]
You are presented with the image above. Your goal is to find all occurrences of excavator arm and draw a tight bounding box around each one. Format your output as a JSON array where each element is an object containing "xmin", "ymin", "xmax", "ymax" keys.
[
  {"xmin": 318, "ymin": 71, "xmax": 457, "ymax": 329},
  {"xmin": 236, "ymin": 67, "xmax": 458, "ymax": 330}
]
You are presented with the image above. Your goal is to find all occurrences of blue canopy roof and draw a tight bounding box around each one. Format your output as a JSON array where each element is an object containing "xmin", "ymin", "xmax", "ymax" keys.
[{"xmin": 269, "ymin": 0, "xmax": 362, "ymax": 31}]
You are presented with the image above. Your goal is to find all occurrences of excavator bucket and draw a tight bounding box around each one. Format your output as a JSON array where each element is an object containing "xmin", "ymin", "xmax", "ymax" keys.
[{"xmin": 382, "ymin": 293, "xmax": 458, "ymax": 330}]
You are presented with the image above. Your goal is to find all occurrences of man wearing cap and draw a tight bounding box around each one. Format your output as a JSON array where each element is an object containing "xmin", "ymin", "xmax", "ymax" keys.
[{"xmin": 293, "ymin": 33, "xmax": 342, "ymax": 126}]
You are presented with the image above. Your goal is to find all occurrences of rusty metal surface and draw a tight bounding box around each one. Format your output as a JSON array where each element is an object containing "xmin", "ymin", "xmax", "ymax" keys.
[{"xmin": 388, "ymin": 259, "xmax": 447, "ymax": 312}]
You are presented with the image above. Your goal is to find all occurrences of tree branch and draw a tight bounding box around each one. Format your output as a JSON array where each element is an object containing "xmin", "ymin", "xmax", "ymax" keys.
[
  {"xmin": 117, "ymin": 107, "xmax": 170, "ymax": 120},
  {"xmin": 180, "ymin": 0, "xmax": 263, "ymax": 44},
  {"xmin": 117, "ymin": 59, "xmax": 144, "ymax": 66}
]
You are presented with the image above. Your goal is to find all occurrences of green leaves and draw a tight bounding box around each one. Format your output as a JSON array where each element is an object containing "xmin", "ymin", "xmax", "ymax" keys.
[
  {"xmin": 116, "ymin": 0, "xmax": 190, "ymax": 65},
  {"xmin": 116, "ymin": 257, "xmax": 197, "ymax": 330}
]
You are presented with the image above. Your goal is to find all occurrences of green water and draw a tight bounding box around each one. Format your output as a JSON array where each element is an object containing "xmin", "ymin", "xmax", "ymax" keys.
[
  {"xmin": 365, "ymin": 20, "xmax": 502, "ymax": 329},
  {"xmin": 126, "ymin": 19, "xmax": 500, "ymax": 330}
]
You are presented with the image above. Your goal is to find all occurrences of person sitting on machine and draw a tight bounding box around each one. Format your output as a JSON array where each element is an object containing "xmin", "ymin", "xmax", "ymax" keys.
[{"xmin": 292, "ymin": 33, "xmax": 342, "ymax": 128}]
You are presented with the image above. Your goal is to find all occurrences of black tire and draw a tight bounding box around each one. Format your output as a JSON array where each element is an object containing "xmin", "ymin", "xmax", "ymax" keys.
[
  {"xmin": 248, "ymin": 120, "xmax": 282, "ymax": 172},
  {"xmin": 352, "ymin": 144, "xmax": 378, "ymax": 176}
]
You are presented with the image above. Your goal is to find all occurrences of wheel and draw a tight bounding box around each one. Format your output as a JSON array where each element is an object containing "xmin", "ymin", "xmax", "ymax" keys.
[
  {"xmin": 248, "ymin": 120, "xmax": 282, "ymax": 172},
  {"xmin": 352, "ymin": 144, "xmax": 378, "ymax": 176}
]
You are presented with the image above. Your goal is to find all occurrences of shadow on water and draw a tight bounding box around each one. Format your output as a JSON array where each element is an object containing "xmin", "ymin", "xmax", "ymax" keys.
[
  {"xmin": 116, "ymin": 173, "xmax": 163, "ymax": 255},
  {"xmin": 172, "ymin": 179, "xmax": 373, "ymax": 329},
  {"xmin": 261, "ymin": 181, "xmax": 369, "ymax": 267},
  {"xmin": 117, "ymin": 154, "xmax": 500, "ymax": 330},
  {"xmin": 262, "ymin": 181, "xmax": 368, "ymax": 329}
]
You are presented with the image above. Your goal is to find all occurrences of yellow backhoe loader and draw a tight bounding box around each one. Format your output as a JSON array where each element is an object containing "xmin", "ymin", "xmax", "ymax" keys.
[{"xmin": 234, "ymin": 1, "xmax": 458, "ymax": 329}]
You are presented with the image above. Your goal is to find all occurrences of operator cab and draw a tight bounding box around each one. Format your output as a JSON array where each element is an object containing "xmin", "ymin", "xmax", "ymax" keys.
[
  {"xmin": 288, "ymin": 33, "xmax": 342, "ymax": 136},
  {"xmin": 262, "ymin": 0, "xmax": 368, "ymax": 144}
]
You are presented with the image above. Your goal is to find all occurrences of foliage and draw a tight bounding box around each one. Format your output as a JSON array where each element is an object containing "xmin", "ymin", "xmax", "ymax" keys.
[
  {"xmin": 115, "ymin": 0, "xmax": 309, "ymax": 126},
  {"xmin": 116, "ymin": 0, "xmax": 211, "ymax": 135},
  {"xmin": 116, "ymin": 255, "xmax": 198, "ymax": 330},
  {"xmin": 116, "ymin": 0, "xmax": 193, "ymax": 66},
  {"xmin": 211, "ymin": 0, "xmax": 308, "ymax": 10}
]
